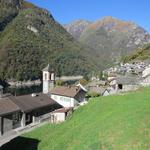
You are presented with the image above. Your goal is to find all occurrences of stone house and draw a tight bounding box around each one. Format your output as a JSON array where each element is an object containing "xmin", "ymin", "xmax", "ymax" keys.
[
  {"xmin": 102, "ymin": 87, "xmax": 116, "ymax": 96},
  {"xmin": 88, "ymin": 86, "xmax": 106, "ymax": 96},
  {"xmin": 102, "ymin": 89, "xmax": 110, "ymax": 96},
  {"xmin": 109, "ymin": 76, "xmax": 139, "ymax": 92},
  {"xmin": 0, "ymin": 64, "xmax": 60, "ymax": 137},
  {"xmin": 0, "ymin": 95, "xmax": 21, "ymax": 136},
  {"xmin": 140, "ymin": 66, "xmax": 150, "ymax": 86},
  {"xmin": 51, "ymin": 107, "xmax": 73, "ymax": 123},
  {"xmin": 0, "ymin": 64, "xmax": 87, "ymax": 137},
  {"xmin": 11, "ymin": 93, "xmax": 62, "ymax": 128},
  {"xmin": 0, "ymin": 92, "xmax": 62, "ymax": 136},
  {"xmin": 101, "ymin": 85, "xmax": 121, "ymax": 96},
  {"xmin": 140, "ymin": 76, "xmax": 150, "ymax": 86},
  {"xmin": 86, "ymin": 80, "xmax": 107, "ymax": 96}
]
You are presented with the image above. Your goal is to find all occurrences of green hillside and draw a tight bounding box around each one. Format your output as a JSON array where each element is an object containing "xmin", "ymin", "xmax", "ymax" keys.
[
  {"xmin": 123, "ymin": 43, "xmax": 150, "ymax": 62},
  {"xmin": 0, "ymin": 0, "xmax": 97, "ymax": 81},
  {"xmin": 2, "ymin": 87, "xmax": 150, "ymax": 150}
]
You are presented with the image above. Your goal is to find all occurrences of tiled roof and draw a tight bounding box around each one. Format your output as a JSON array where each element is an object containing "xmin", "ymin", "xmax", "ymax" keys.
[
  {"xmin": 51, "ymin": 86, "xmax": 82, "ymax": 98},
  {"xmin": 87, "ymin": 80, "xmax": 106, "ymax": 87},
  {"xmin": 11, "ymin": 93, "xmax": 59, "ymax": 113},
  {"xmin": 88, "ymin": 87, "xmax": 106, "ymax": 94},
  {"xmin": 0, "ymin": 96, "xmax": 20, "ymax": 116},
  {"xmin": 116, "ymin": 76, "xmax": 139, "ymax": 85}
]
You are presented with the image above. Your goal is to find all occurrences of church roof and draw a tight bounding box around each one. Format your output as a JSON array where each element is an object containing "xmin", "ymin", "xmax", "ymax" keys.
[{"xmin": 42, "ymin": 64, "xmax": 54, "ymax": 72}]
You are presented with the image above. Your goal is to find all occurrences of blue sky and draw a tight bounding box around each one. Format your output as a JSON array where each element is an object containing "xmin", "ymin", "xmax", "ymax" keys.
[{"xmin": 27, "ymin": 0, "xmax": 150, "ymax": 32}]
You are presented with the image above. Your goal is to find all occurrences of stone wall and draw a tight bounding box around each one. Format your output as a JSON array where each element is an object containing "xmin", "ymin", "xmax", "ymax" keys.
[
  {"xmin": 122, "ymin": 85, "xmax": 139, "ymax": 92},
  {"xmin": 32, "ymin": 104, "xmax": 62, "ymax": 123},
  {"xmin": 140, "ymin": 76, "xmax": 150, "ymax": 86},
  {"xmin": 52, "ymin": 113, "xmax": 65, "ymax": 123},
  {"xmin": 3, "ymin": 115, "xmax": 13, "ymax": 134}
]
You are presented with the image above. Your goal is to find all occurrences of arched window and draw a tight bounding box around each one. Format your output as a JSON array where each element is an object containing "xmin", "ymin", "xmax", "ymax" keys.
[{"xmin": 51, "ymin": 73, "xmax": 55, "ymax": 81}]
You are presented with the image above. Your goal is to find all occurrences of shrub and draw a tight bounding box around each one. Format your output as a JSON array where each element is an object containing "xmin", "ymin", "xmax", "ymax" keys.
[{"xmin": 87, "ymin": 92, "xmax": 101, "ymax": 98}]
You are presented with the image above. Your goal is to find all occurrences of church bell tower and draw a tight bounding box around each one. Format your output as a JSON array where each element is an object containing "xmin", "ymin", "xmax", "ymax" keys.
[{"xmin": 42, "ymin": 64, "xmax": 55, "ymax": 94}]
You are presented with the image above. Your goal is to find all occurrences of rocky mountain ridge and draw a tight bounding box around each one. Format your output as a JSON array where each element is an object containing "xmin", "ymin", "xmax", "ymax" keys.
[
  {"xmin": 65, "ymin": 17, "xmax": 150, "ymax": 45},
  {"xmin": 64, "ymin": 20, "xmax": 92, "ymax": 39},
  {"xmin": 64, "ymin": 17, "xmax": 150, "ymax": 69}
]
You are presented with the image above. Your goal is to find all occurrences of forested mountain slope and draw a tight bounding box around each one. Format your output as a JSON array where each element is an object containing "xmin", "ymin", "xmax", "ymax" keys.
[{"xmin": 0, "ymin": 0, "xmax": 97, "ymax": 81}]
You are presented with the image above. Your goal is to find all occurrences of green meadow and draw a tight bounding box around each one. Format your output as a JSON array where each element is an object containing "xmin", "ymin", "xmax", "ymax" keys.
[{"xmin": 2, "ymin": 87, "xmax": 150, "ymax": 150}]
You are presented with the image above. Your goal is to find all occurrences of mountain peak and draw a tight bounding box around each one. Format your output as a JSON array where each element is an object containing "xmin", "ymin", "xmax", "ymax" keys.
[
  {"xmin": 64, "ymin": 16, "xmax": 150, "ymax": 70},
  {"xmin": 85, "ymin": 16, "xmax": 140, "ymax": 34},
  {"xmin": 100, "ymin": 16, "xmax": 117, "ymax": 21},
  {"xmin": 64, "ymin": 19, "xmax": 92, "ymax": 39},
  {"xmin": 66, "ymin": 19, "xmax": 91, "ymax": 25}
]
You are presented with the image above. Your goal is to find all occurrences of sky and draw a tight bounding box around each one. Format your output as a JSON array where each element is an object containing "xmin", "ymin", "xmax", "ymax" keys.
[{"xmin": 26, "ymin": 0, "xmax": 150, "ymax": 32}]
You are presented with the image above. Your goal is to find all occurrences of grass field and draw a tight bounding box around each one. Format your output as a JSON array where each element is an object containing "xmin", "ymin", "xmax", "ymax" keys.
[{"xmin": 1, "ymin": 87, "xmax": 150, "ymax": 150}]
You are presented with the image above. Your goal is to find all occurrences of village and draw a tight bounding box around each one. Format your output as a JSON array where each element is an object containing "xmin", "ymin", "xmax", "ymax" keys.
[
  {"xmin": 1, "ymin": 0, "xmax": 150, "ymax": 149},
  {"xmin": 1, "ymin": 61, "xmax": 150, "ymax": 146},
  {"xmin": 87, "ymin": 61, "xmax": 150, "ymax": 96},
  {"xmin": 0, "ymin": 64, "xmax": 88, "ymax": 146}
]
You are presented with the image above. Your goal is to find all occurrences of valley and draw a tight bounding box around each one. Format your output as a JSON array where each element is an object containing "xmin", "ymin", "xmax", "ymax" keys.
[{"xmin": 0, "ymin": 0, "xmax": 150, "ymax": 149}]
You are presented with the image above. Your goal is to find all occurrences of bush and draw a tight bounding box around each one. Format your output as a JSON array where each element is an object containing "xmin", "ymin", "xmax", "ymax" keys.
[
  {"xmin": 87, "ymin": 92, "xmax": 101, "ymax": 98},
  {"xmin": 55, "ymin": 80, "xmax": 63, "ymax": 86},
  {"xmin": 79, "ymin": 79, "xmax": 89, "ymax": 85}
]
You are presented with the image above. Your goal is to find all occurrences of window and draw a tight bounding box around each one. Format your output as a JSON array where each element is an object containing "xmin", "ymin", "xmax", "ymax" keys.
[
  {"xmin": 26, "ymin": 114, "xmax": 31, "ymax": 122},
  {"xmin": 60, "ymin": 96, "xmax": 70, "ymax": 102},
  {"xmin": 51, "ymin": 73, "xmax": 55, "ymax": 81},
  {"xmin": 12, "ymin": 112, "xmax": 21, "ymax": 129},
  {"xmin": 118, "ymin": 84, "xmax": 123, "ymax": 90}
]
